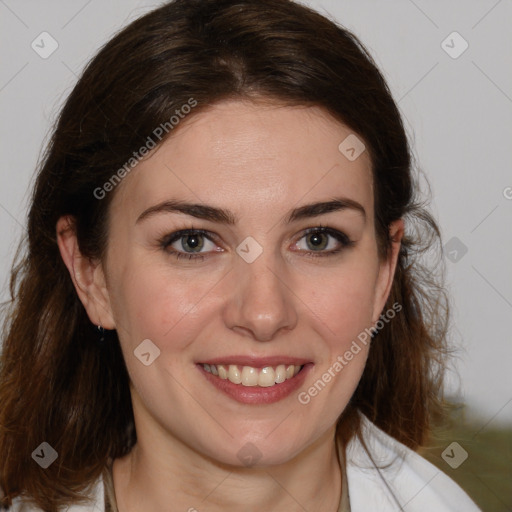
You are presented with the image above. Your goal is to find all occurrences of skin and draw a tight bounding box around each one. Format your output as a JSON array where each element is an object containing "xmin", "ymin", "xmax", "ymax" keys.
[{"xmin": 57, "ymin": 99, "xmax": 403, "ymax": 511}]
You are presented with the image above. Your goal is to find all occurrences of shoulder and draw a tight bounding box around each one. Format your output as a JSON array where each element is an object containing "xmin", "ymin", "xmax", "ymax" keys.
[
  {"xmin": 344, "ymin": 413, "xmax": 482, "ymax": 512},
  {"xmin": 4, "ymin": 475, "xmax": 105, "ymax": 512}
]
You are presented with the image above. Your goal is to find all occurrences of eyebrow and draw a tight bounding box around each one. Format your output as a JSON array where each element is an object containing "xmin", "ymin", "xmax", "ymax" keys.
[{"xmin": 136, "ymin": 197, "xmax": 366, "ymax": 225}]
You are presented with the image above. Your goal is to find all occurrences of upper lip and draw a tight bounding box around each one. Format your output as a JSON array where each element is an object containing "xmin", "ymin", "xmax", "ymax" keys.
[{"xmin": 198, "ymin": 356, "xmax": 311, "ymax": 367}]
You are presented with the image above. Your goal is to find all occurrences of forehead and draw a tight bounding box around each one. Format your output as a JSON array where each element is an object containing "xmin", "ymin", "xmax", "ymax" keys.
[{"xmin": 110, "ymin": 100, "xmax": 374, "ymax": 223}]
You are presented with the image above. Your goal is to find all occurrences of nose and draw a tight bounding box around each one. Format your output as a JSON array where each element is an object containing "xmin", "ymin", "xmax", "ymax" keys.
[{"xmin": 222, "ymin": 253, "xmax": 298, "ymax": 342}]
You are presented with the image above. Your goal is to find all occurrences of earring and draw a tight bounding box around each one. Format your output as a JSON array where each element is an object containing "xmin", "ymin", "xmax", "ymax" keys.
[{"xmin": 97, "ymin": 325, "xmax": 106, "ymax": 342}]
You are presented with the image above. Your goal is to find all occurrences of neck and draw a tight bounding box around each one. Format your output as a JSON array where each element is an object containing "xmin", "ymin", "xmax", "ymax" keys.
[{"xmin": 112, "ymin": 420, "xmax": 343, "ymax": 512}]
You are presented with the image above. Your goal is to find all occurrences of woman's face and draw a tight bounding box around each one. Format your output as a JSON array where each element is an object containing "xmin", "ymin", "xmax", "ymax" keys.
[{"xmin": 98, "ymin": 100, "xmax": 401, "ymax": 466}]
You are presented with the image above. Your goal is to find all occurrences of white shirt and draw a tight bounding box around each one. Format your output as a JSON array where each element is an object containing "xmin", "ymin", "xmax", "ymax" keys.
[{"xmin": 7, "ymin": 414, "xmax": 481, "ymax": 511}]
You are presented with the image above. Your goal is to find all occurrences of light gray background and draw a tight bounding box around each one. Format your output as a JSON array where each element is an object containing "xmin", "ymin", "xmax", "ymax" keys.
[{"xmin": 1, "ymin": 0, "xmax": 511, "ymax": 426}]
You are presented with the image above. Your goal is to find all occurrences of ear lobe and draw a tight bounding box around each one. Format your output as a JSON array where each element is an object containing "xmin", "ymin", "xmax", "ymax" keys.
[
  {"xmin": 56, "ymin": 215, "xmax": 116, "ymax": 329},
  {"xmin": 371, "ymin": 218, "xmax": 404, "ymax": 323}
]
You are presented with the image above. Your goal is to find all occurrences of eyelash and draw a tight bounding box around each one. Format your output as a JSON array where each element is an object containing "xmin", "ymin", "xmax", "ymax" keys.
[{"xmin": 158, "ymin": 225, "xmax": 355, "ymax": 261}]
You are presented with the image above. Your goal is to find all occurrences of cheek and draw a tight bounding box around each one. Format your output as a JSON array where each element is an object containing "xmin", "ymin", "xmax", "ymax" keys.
[
  {"xmin": 109, "ymin": 255, "xmax": 223, "ymax": 350},
  {"xmin": 108, "ymin": 264, "xmax": 212, "ymax": 407},
  {"xmin": 302, "ymin": 261, "xmax": 379, "ymax": 342}
]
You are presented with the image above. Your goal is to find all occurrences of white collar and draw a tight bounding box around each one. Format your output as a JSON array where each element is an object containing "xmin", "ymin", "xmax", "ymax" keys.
[{"xmin": 345, "ymin": 414, "xmax": 481, "ymax": 511}]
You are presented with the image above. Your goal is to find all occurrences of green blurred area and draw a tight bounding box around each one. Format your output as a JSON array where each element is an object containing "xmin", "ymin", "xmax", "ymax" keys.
[{"xmin": 419, "ymin": 408, "xmax": 512, "ymax": 512}]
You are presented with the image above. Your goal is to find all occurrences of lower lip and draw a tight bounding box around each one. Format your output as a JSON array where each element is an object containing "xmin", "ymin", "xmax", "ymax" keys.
[{"xmin": 197, "ymin": 363, "xmax": 313, "ymax": 404}]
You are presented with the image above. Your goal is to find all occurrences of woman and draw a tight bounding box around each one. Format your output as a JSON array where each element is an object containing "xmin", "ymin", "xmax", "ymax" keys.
[{"xmin": 0, "ymin": 0, "xmax": 481, "ymax": 510}]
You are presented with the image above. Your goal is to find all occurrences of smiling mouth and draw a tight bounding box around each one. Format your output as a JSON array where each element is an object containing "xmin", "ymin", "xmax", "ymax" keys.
[{"xmin": 200, "ymin": 363, "xmax": 304, "ymax": 387}]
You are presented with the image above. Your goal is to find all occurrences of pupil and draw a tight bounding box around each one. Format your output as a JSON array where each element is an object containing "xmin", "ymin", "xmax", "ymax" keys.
[
  {"xmin": 308, "ymin": 233, "xmax": 327, "ymax": 250},
  {"xmin": 184, "ymin": 234, "xmax": 203, "ymax": 251}
]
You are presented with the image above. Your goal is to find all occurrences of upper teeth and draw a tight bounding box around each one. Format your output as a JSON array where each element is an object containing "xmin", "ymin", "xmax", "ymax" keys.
[{"xmin": 202, "ymin": 364, "xmax": 302, "ymax": 387}]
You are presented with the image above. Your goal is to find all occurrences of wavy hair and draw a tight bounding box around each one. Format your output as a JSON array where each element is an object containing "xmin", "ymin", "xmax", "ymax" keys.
[{"xmin": 0, "ymin": 0, "xmax": 449, "ymax": 509}]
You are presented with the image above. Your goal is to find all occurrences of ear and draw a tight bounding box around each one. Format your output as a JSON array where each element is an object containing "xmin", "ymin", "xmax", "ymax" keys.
[
  {"xmin": 56, "ymin": 215, "xmax": 116, "ymax": 329},
  {"xmin": 371, "ymin": 218, "xmax": 404, "ymax": 323}
]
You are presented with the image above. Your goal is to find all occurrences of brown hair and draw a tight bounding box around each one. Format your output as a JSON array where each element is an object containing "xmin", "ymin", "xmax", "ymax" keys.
[{"xmin": 0, "ymin": 0, "xmax": 449, "ymax": 509}]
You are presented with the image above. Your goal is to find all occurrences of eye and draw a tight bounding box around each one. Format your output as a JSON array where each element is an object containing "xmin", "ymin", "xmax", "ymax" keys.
[
  {"xmin": 159, "ymin": 229, "xmax": 221, "ymax": 260},
  {"xmin": 158, "ymin": 226, "xmax": 354, "ymax": 262},
  {"xmin": 292, "ymin": 227, "xmax": 354, "ymax": 257}
]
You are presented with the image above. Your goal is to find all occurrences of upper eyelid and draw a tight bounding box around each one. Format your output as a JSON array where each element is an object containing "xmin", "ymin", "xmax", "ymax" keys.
[{"xmin": 167, "ymin": 228, "xmax": 216, "ymax": 240}]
